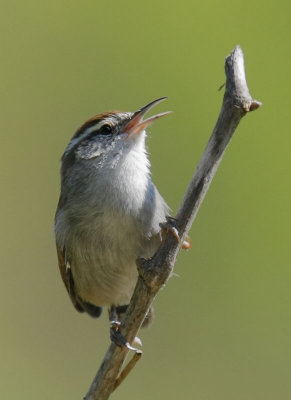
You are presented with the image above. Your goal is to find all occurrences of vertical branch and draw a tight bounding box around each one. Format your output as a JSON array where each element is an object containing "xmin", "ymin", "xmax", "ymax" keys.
[{"xmin": 84, "ymin": 45, "xmax": 261, "ymax": 400}]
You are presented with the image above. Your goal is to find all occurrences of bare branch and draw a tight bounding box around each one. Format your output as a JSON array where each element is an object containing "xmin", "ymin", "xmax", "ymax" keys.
[{"xmin": 83, "ymin": 45, "xmax": 262, "ymax": 400}]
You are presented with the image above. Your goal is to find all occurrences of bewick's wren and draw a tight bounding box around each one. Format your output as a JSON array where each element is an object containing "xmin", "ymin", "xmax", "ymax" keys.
[{"xmin": 55, "ymin": 98, "xmax": 171, "ymax": 325}]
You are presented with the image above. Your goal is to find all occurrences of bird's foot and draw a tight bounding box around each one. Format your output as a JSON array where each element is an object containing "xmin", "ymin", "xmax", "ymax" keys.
[
  {"xmin": 109, "ymin": 306, "xmax": 141, "ymax": 352},
  {"xmin": 160, "ymin": 216, "xmax": 192, "ymax": 249},
  {"xmin": 108, "ymin": 307, "xmax": 143, "ymax": 391},
  {"xmin": 110, "ymin": 321, "xmax": 140, "ymax": 352},
  {"xmin": 160, "ymin": 216, "xmax": 181, "ymax": 242}
]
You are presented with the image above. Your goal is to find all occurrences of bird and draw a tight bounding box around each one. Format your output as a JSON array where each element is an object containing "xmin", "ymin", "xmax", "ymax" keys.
[{"xmin": 55, "ymin": 98, "xmax": 173, "ymax": 334}]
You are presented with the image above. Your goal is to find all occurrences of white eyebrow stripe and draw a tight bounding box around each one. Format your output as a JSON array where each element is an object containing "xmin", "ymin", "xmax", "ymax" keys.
[{"xmin": 64, "ymin": 121, "xmax": 107, "ymax": 155}]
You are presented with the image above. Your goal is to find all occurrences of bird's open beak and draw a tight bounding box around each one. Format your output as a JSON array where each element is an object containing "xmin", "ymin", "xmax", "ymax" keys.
[{"xmin": 124, "ymin": 97, "xmax": 171, "ymax": 138}]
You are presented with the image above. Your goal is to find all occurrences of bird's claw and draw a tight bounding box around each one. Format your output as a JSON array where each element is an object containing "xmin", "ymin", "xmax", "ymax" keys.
[
  {"xmin": 160, "ymin": 216, "xmax": 181, "ymax": 242},
  {"xmin": 160, "ymin": 216, "xmax": 192, "ymax": 249},
  {"xmin": 110, "ymin": 320, "xmax": 140, "ymax": 352}
]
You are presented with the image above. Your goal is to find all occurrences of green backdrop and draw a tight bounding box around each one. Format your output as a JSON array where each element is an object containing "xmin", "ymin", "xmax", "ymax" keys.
[{"xmin": 1, "ymin": 1, "xmax": 290, "ymax": 399}]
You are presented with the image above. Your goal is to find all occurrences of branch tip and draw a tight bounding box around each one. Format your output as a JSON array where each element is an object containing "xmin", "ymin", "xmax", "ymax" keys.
[{"xmin": 249, "ymin": 100, "xmax": 262, "ymax": 111}]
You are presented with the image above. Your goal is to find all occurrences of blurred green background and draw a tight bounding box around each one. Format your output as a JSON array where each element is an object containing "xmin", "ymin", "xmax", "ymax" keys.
[{"xmin": 1, "ymin": 0, "xmax": 290, "ymax": 399}]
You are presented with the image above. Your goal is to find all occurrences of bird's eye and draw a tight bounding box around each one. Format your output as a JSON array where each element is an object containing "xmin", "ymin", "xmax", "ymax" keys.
[{"xmin": 100, "ymin": 124, "xmax": 112, "ymax": 134}]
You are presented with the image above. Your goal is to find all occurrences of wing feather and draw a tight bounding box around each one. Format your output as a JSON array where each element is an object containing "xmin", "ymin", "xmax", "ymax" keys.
[{"xmin": 56, "ymin": 243, "xmax": 84, "ymax": 313}]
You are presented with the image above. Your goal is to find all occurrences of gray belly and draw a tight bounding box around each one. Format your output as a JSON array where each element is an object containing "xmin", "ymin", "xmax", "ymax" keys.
[
  {"xmin": 71, "ymin": 248, "xmax": 140, "ymax": 306},
  {"xmin": 68, "ymin": 212, "xmax": 160, "ymax": 307}
]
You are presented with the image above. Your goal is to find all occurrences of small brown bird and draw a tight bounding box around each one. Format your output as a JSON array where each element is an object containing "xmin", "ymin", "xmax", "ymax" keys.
[{"xmin": 55, "ymin": 98, "xmax": 172, "ymax": 331}]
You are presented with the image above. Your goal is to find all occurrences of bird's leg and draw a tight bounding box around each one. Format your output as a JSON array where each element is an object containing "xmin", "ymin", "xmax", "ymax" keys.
[
  {"xmin": 109, "ymin": 306, "xmax": 139, "ymax": 351},
  {"xmin": 109, "ymin": 306, "xmax": 142, "ymax": 390},
  {"xmin": 160, "ymin": 216, "xmax": 192, "ymax": 249},
  {"xmin": 160, "ymin": 216, "xmax": 181, "ymax": 242}
]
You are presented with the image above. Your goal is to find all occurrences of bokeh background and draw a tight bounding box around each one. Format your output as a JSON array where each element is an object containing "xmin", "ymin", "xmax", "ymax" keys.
[{"xmin": 1, "ymin": 1, "xmax": 290, "ymax": 399}]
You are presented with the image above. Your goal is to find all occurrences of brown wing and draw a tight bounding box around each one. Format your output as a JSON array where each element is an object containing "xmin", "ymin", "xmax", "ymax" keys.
[{"xmin": 56, "ymin": 243, "xmax": 84, "ymax": 313}]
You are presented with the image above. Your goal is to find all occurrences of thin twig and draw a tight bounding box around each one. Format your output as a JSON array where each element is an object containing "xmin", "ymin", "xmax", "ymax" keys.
[
  {"xmin": 83, "ymin": 45, "xmax": 262, "ymax": 400},
  {"xmin": 113, "ymin": 351, "xmax": 142, "ymax": 391}
]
